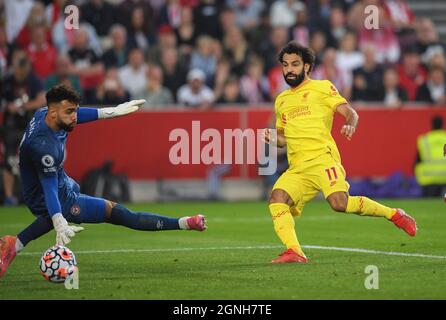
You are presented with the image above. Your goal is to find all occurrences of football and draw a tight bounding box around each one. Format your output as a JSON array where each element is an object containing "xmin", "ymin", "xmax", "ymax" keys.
[{"xmin": 39, "ymin": 246, "xmax": 77, "ymax": 283}]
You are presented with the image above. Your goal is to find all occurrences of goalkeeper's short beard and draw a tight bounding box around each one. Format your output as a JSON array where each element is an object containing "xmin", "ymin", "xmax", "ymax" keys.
[{"xmin": 58, "ymin": 121, "xmax": 76, "ymax": 132}]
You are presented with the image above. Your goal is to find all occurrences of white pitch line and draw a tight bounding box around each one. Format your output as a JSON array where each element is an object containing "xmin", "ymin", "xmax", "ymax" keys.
[{"xmin": 19, "ymin": 245, "xmax": 446, "ymax": 260}]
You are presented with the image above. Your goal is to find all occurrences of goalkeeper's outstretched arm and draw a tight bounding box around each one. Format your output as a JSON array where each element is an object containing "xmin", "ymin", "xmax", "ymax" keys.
[{"xmin": 77, "ymin": 100, "xmax": 146, "ymax": 124}]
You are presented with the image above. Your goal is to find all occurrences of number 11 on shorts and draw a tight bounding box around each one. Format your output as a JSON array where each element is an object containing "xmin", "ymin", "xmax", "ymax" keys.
[{"xmin": 325, "ymin": 167, "xmax": 338, "ymax": 181}]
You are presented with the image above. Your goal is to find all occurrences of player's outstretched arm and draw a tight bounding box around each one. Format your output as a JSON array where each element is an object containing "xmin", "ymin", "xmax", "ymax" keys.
[
  {"xmin": 336, "ymin": 103, "xmax": 359, "ymax": 141},
  {"xmin": 39, "ymin": 176, "xmax": 84, "ymax": 245},
  {"xmin": 261, "ymin": 128, "xmax": 287, "ymax": 148},
  {"xmin": 97, "ymin": 99, "xmax": 146, "ymax": 119}
]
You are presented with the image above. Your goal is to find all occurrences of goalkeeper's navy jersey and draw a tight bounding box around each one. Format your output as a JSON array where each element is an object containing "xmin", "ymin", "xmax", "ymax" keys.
[{"xmin": 19, "ymin": 107, "xmax": 80, "ymax": 215}]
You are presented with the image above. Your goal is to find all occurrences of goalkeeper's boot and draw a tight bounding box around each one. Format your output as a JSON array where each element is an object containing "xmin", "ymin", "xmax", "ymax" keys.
[
  {"xmin": 187, "ymin": 215, "xmax": 207, "ymax": 231},
  {"xmin": 0, "ymin": 235, "xmax": 17, "ymax": 279},
  {"xmin": 271, "ymin": 248, "xmax": 308, "ymax": 264},
  {"xmin": 391, "ymin": 209, "xmax": 417, "ymax": 236}
]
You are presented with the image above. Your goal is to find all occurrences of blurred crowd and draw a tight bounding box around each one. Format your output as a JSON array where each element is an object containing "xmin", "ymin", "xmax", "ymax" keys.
[{"xmin": 0, "ymin": 0, "xmax": 445, "ymax": 112}]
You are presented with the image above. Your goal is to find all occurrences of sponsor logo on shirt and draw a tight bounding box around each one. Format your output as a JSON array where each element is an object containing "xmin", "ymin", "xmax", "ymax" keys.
[{"xmin": 286, "ymin": 106, "xmax": 311, "ymax": 120}]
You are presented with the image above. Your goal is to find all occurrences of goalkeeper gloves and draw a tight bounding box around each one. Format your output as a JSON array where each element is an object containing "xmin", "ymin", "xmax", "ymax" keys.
[
  {"xmin": 97, "ymin": 99, "xmax": 146, "ymax": 119},
  {"xmin": 51, "ymin": 213, "xmax": 84, "ymax": 246}
]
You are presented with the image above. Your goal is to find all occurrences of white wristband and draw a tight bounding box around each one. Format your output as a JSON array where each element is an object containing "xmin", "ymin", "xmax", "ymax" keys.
[{"xmin": 97, "ymin": 107, "xmax": 117, "ymax": 119}]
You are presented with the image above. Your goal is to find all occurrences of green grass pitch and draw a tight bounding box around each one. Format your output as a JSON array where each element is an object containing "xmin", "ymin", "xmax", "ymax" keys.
[{"xmin": 0, "ymin": 199, "xmax": 445, "ymax": 299}]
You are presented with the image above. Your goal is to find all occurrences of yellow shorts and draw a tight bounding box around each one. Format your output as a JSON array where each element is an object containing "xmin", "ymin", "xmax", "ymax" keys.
[{"xmin": 272, "ymin": 153, "xmax": 350, "ymax": 216}]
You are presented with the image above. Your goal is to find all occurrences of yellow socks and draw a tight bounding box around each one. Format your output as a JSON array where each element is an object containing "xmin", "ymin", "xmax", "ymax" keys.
[
  {"xmin": 269, "ymin": 203, "xmax": 304, "ymax": 255},
  {"xmin": 346, "ymin": 196, "xmax": 396, "ymax": 219}
]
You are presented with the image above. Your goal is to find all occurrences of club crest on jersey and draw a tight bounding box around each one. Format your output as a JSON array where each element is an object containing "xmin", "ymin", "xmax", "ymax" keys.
[
  {"xmin": 41, "ymin": 155, "xmax": 55, "ymax": 167},
  {"xmin": 70, "ymin": 205, "xmax": 81, "ymax": 216}
]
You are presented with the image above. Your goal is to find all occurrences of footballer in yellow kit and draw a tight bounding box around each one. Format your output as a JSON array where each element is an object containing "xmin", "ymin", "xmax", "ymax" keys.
[{"xmin": 262, "ymin": 41, "xmax": 418, "ymax": 264}]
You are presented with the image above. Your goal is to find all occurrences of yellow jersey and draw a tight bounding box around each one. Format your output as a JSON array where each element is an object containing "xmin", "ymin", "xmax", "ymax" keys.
[{"xmin": 275, "ymin": 78, "xmax": 348, "ymax": 167}]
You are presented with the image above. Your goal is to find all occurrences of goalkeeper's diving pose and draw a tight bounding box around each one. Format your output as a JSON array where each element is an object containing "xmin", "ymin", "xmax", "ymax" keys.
[{"xmin": 0, "ymin": 85, "xmax": 206, "ymax": 279}]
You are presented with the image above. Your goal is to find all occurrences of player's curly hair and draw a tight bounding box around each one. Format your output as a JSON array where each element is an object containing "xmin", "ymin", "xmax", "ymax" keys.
[
  {"xmin": 278, "ymin": 41, "xmax": 315, "ymax": 74},
  {"xmin": 46, "ymin": 84, "xmax": 81, "ymax": 106}
]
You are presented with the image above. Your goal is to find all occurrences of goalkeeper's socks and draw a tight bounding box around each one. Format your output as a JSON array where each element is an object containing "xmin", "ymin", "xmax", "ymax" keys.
[
  {"xmin": 109, "ymin": 204, "xmax": 180, "ymax": 231},
  {"xmin": 269, "ymin": 203, "xmax": 304, "ymax": 256},
  {"xmin": 17, "ymin": 215, "xmax": 53, "ymax": 248},
  {"xmin": 346, "ymin": 196, "xmax": 396, "ymax": 219},
  {"xmin": 15, "ymin": 238, "xmax": 24, "ymax": 253}
]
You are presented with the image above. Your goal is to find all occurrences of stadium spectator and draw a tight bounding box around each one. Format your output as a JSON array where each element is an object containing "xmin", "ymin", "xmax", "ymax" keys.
[
  {"xmin": 260, "ymin": 26, "xmax": 290, "ymax": 73},
  {"xmin": 116, "ymin": 0, "xmax": 155, "ymax": 34},
  {"xmin": 160, "ymin": 47, "xmax": 188, "ymax": 101},
  {"xmin": 313, "ymin": 47, "xmax": 352, "ymax": 99},
  {"xmin": 269, "ymin": 0, "xmax": 305, "ymax": 29},
  {"xmin": 357, "ymin": 5, "xmax": 400, "ymax": 64},
  {"xmin": 158, "ymin": 0, "xmax": 183, "ymax": 29},
  {"xmin": 267, "ymin": 61, "xmax": 289, "ymax": 100},
  {"xmin": 139, "ymin": 64, "xmax": 174, "ymax": 108},
  {"xmin": 240, "ymin": 55, "xmax": 270, "ymax": 103},
  {"xmin": 336, "ymin": 32, "xmax": 364, "ymax": 73},
  {"xmin": 291, "ymin": 5, "xmax": 310, "ymax": 47},
  {"xmin": 68, "ymin": 27, "xmax": 104, "ymax": 102},
  {"xmin": 177, "ymin": 68, "xmax": 214, "ymax": 109},
  {"xmin": 326, "ymin": 6, "xmax": 348, "ymax": 48},
  {"xmin": 347, "ymin": 0, "xmax": 380, "ymax": 32},
  {"xmin": 193, "ymin": 0, "xmax": 223, "ymax": 39},
  {"xmin": 26, "ymin": 26, "xmax": 57, "ymax": 80},
  {"xmin": 396, "ymin": 50, "xmax": 427, "ymax": 101},
  {"xmin": 3, "ymin": 0, "xmax": 34, "ymax": 44},
  {"xmin": 378, "ymin": 68, "xmax": 408, "ymax": 108},
  {"xmin": 118, "ymin": 48, "xmax": 148, "ymax": 99},
  {"xmin": 216, "ymin": 75, "xmax": 246, "ymax": 105},
  {"xmin": 415, "ymin": 116, "xmax": 446, "ymax": 197},
  {"xmin": 190, "ymin": 35, "xmax": 217, "ymax": 86},
  {"xmin": 127, "ymin": 6, "xmax": 155, "ymax": 54},
  {"xmin": 15, "ymin": 1, "xmax": 50, "ymax": 50},
  {"xmin": 213, "ymin": 57, "xmax": 231, "ymax": 102},
  {"xmin": 1, "ymin": 51, "xmax": 45, "ymax": 205},
  {"xmin": 352, "ymin": 46, "xmax": 384, "ymax": 102},
  {"xmin": 102, "ymin": 25, "xmax": 129, "ymax": 69},
  {"xmin": 415, "ymin": 18, "xmax": 445, "ymax": 66},
  {"xmin": 80, "ymin": 0, "xmax": 116, "ymax": 38},
  {"xmin": 147, "ymin": 24, "xmax": 177, "ymax": 65},
  {"xmin": 416, "ymin": 66, "xmax": 446, "ymax": 105},
  {"xmin": 248, "ymin": 8, "xmax": 272, "ymax": 52},
  {"xmin": 309, "ymin": 30, "xmax": 327, "ymax": 68},
  {"xmin": 44, "ymin": 54, "xmax": 82, "ymax": 93},
  {"xmin": 222, "ymin": 26, "xmax": 249, "ymax": 77},
  {"xmin": 428, "ymin": 52, "xmax": 446, "ymax": 71},
  {"xmin": 45, "ymin": 0, "xmax": 67, "ymax": 27},
  {"xmin": 95, "ymin": 68, "xmax": 130, "ymax": 105},
  {"xmin": 307, "ymin": 0, "xmax": 332, "ymax": 35},
  {"xmin": 227, "ymin": 0, "xmax": 265, "ymax": 32},
  {"xmin": 174, "ymin": 5, "xmax": 197, "ymax": 57},
  {"xmin": 0, "ymin": 26, "xmax": 14, "ymax": 79},
  {"xmin": 383, "ymin": 0, "xmax": 415, "ymax": 32},
  {"xmin": 218, "ymin": 6, "xmax": 237, "ymax": 41}
]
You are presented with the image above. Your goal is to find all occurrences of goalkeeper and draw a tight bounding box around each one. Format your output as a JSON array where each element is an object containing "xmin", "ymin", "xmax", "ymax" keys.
[{"xmin": 0, "ymin": 85, "xmax": 206, "ymax": 279}]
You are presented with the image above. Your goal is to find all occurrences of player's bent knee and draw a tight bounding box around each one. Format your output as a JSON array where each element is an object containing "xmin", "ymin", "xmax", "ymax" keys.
[
  {"xmin": 327, "ymin": 193, "xmax": 348, "ymax": 212},
  {"xmin": 269, "ymin": 189, "xmax": 293, "ymax": 206},
  {"xmin": 104, "ymin": 200, "xmax": 118, "ymax": 221}
]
